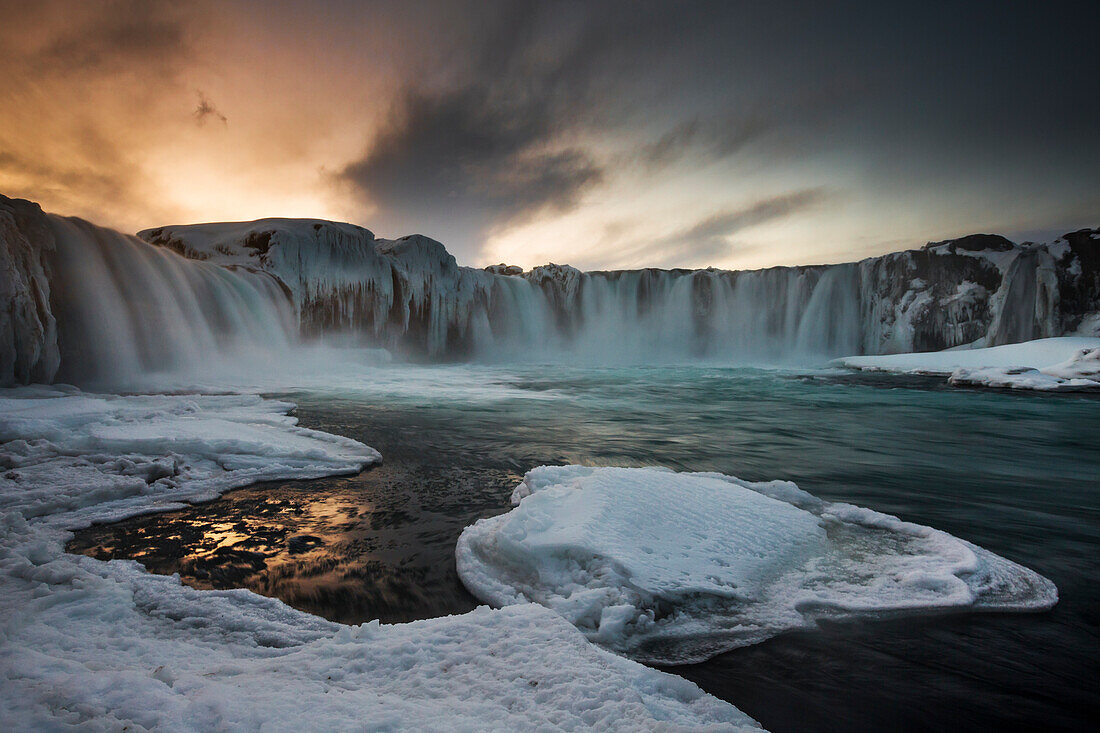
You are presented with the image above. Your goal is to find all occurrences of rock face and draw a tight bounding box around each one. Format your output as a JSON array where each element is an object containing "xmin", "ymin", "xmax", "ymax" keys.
[
  {"xmin": 484, "ymin": 263, "xmax": 524, "ymax": 276},
  {"xmin": 0, "ymin": 196, "xmax": 59, "ymax": 385},
  {"xmin": 1, "ymin": 192, "xmax": 1098, "ymax": 384}
]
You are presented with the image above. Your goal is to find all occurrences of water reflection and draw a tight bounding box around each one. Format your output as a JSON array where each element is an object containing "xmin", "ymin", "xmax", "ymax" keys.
[
  {"xmin": 68, "ymin": 365, "xmax": 1100, "ymax": 732},
  {"xmin": 70, "ymin": 460, "xmax": 522, "ymax": 624}
]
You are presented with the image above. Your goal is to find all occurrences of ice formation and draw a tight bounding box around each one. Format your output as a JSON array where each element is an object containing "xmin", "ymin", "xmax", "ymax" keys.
[
  {"xmin": 456, "ymin": 466, "xmax": 1058, "ymax": 665},
  {"xmin": 0, "ymin": 388, "xmax": 761, "ymax": 730},
  {"xmin": 3, "ymin": 193, "xmax": 1099, "ymax": 386},
  {"xmin": 135, "ymin": 221, "xmax": 1100, "ymax": 365},
  {"xmin": 837, "ymin": 336, "xmax": 1100, "ymax": 391}
]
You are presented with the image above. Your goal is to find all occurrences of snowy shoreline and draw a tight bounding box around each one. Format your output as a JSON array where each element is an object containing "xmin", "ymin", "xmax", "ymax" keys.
[
  {"xmin": 0, "ymin": 377, "xmax": 1069, "ymax": 729},
  {"xmin": 835, "ymin": 336, "xmax": 1100, "ymax": 392},
  {"xmin": 0, "ymin": 386, "xmax": 761, "ymax": 731}
]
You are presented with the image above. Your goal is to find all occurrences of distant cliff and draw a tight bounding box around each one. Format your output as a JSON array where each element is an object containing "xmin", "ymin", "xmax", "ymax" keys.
[
  {"xmin": 1, "ymin": 192, "xmax": 1097, "ymax": 385},
  {"xmin": 140, "ymin": 215, "xmax": 1100, "ymax": 361}
]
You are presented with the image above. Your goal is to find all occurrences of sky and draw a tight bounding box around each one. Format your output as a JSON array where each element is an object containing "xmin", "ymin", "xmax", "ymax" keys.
[{"xmin": 1, "ymin": 0, "xmax": 1098, "ymax": 271}]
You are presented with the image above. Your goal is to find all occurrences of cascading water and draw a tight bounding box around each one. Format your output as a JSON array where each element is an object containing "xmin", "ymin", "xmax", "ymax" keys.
[
  {"xmin": 482, "ymin": 267, "xmax": 864, "ymax": 364},
  {"xmin": 2, "ymin": 194, "xmax": 1097, "ymax": 386},
  {"xmin": 48, "ymin": 216, "xmax": 297, "ymax": 386}
]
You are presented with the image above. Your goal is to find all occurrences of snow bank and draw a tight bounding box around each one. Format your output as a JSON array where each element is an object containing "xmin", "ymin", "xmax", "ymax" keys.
[
  {"xmin": 457, "ymin": 466, "xmax": 1057, "ymax": 665},
  {"xmin": 0, "ymin": 387, "xmax": 379, "ymax": 522},
  {"xmin": 836, "ymin": 336, "xmax": 1100, "ymax": 391},
  {"xmin": 0, "ymin": 388, "xmax": 759, "ymax": 731},
  {"xmin": 949, "ymin": 345, "xmax": 1100, "ymax": 391}
]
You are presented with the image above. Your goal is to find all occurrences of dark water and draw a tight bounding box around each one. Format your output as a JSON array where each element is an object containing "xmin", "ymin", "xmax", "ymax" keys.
[{"xmin": 70, "ymin": 365, "xmax": 1100, "ymax": 732}]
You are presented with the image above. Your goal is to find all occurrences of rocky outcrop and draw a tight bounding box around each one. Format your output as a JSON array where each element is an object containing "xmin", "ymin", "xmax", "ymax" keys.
[
  {"xmin": 484, "ymin": 264, "xmax": 523, "ymax": 276},
  {"xmin": 0, "ymin": 196, "xmax": 59, "ymax": 385}
]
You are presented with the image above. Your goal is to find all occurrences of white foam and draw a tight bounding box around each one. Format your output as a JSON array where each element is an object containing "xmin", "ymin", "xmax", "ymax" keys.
[{"xmin": 457, "ymin": 466, "xmax": 1057, "ymax": 664}]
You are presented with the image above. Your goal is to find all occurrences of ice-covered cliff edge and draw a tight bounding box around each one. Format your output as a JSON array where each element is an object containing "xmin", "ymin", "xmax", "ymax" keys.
[
  {"xmin": 1, "ymin": 192, "xmax": 1097, "ymax": 385},
  {"xmin": 140, "ymin": 220, "xmax": 547, "ymax": 360},
  {"xmin": 140, "ymin": 216, "xmax": 1100, "ymax": 362},
  {"xmin": 1, "ymin": 195, "xmax": 296, "ymax": 387}
]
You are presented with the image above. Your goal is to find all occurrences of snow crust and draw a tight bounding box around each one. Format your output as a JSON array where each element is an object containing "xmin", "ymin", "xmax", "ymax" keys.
[
  {"xmin": 0, "ymin": 388, "xmax": 760, "ymax": 731},
  {"xmin": 836, "ymin": 336, "xmax": 1100, "ymax": 391},
  {"xmin": 457, "ymin": 466, "xmax": 1058, "ymax": 665},
  {"xmin": 0, "ymin": 387, "xmax": 379, "ymax": 521},
  {"xmin": 950, "ymin": 346, "xmax": 1100, "ymax": 391}
]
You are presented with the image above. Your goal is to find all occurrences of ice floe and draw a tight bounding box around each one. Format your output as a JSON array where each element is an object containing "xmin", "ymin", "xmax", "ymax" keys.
[
  {"xmin": 456, "ymin": 465, "xmax": 1057, "ymax": 664},
  {"xmin": 0, "ymin": 388, "xmax": 760, "ymax": 731}
]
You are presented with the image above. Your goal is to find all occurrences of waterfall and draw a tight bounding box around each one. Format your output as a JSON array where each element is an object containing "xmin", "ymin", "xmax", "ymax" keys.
[
  {"xmin": 3, "ymin": 195, "xmax": 1097, "ymax": 386},
  {"xmin": 48, "ymin": 216, "xmax": 297, "ymax": 385},
  {"xmin": 473, "ymin": 266, "xmax": 863, "ymax": 364}
]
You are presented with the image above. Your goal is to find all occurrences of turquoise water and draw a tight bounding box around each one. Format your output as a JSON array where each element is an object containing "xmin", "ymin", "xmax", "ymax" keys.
[{"xmin": 73, "ymin": 366, "xmax": 1100, "ymax": 732}]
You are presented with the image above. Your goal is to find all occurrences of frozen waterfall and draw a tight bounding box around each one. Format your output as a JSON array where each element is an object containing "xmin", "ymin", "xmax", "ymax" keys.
[
  {"xmin": 2, "ymin": 194, "xmax": 1098, "ymax": 386},
  {"xmin": 6, "ymin": 201, "xmax": 299, "ymax": 386}
]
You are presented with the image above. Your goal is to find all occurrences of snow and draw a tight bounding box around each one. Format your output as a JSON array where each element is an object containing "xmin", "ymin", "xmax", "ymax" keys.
[
  {"xmin": 133, "ymin": 217, "xmax": 1100, "ymax": 368},
  {"xmin": 949, "ymin": 346, "xmax": 1100, "ymax": 391},
  {"xmin": 836, "ymin": 336, "xmax": 1100, "ymax": 391},
  {"xmin": 930, "ymin": 243, "xmax": 1022, "ymax": 272},
  {"xmin": 457, "ymin": 466, "xmax": 1057, "ymax": 665},
  {"xmin": 0, "ymin": 387, "xmax": 760, "ymax": 731},
  {"xmin": 0, "ymin": 386, "xmax": 379, "ymax": 520},
  {"xmin": 1, "ymin": 196, "xmax": 1092, "ymax": 381}
]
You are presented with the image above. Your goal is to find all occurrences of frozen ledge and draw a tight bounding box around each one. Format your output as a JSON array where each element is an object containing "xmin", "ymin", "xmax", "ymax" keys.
[
  {"xmin": 835, "ymin": 336, "xmax": 1100, "ymax": 392},
  {"xmin": 456, "ymin": 465, "xmax": 1057, "ymax": 665}
]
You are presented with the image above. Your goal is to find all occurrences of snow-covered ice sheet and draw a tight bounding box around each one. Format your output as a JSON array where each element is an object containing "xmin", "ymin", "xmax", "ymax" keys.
[
  {"xmin": 457, "ymin": 466, "xmax": 1057, "ymax": 665},
  {"xmin": 835, "ymin": 336, "xmax": 1100, "ymax": 391},
  {"xmin": 0, "ymin": 387, "xmax": 760, "ymax": 731},
  {"xmin": 949, "ymin": 345, "xmax": 1100, "ymax": 391},
  {"xmin": 0, "ymin": 386, "xmax": 380, "ymax": 522}
]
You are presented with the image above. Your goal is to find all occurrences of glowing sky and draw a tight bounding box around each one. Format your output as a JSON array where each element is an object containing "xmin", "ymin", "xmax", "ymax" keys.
[{"xmin": 1, "ymin": 0, "xmax": 1097, "ymax": 270}]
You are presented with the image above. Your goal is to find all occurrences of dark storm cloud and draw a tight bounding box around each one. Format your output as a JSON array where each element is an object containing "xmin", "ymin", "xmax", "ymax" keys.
[
  {"xmin": 635, "ymin": 113, "xmax": 777, "ymax": 171},
  {"xmin": 2, "ymin": 0, "xmax": 1098, "ymax": 267},
  {"xmin": 682, "ymin": 189, "xmax": 829, "ymax": 244},
  {"xmin": 335, "ymin": 2, "xmax": 621, "ymax": 249},
  {"xmin": 335, "ymin": 1, "xmax": 762, "ymax": 255},
  {"xmin": 339, "ymin": 85, "xmax": 602, "ymax": 243},
  {"xmin": 335, "ymin": 0, "xmax": 1095, "ymax": 261},
  {"xmin": 10, "ymin": 0, "xmax": 193, "ymax": 77}
]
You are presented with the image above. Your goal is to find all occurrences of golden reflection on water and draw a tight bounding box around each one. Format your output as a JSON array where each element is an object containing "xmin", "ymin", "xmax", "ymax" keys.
[{"xmin": 68, "ymin": 461, "xmax": 521, "ymax": 625}]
